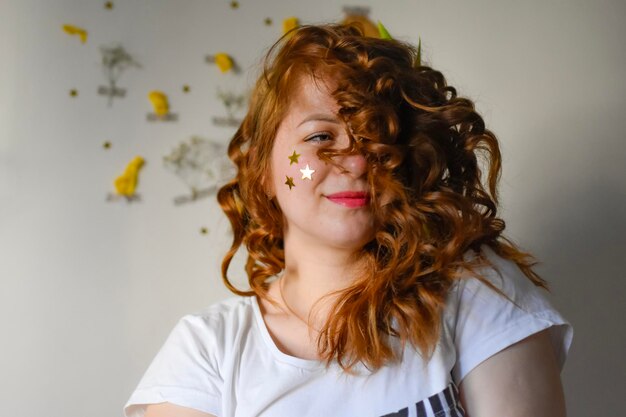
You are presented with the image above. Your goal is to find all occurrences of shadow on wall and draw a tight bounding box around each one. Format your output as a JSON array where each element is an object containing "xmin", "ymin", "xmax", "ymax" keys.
[{"xmin": 524, "ymin": 174, "xmax": 626, "ymax": 416}]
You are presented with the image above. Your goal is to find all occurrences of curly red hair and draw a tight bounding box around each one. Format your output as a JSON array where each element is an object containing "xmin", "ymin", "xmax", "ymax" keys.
[{"xmin": 217, "ymin": 24, "xmax": 547, "ymax": 371}]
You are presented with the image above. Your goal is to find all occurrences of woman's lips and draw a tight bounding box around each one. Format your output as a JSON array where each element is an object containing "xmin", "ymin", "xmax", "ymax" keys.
[{"xmin": 325, "ymin": 191, "xmax": 370, "ymax": 208}]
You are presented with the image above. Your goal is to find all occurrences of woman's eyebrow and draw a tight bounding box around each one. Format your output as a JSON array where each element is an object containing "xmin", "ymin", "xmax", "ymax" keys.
[{"xmin": 297, "ymin": 113, "xmax": 341, "ymax": 127}]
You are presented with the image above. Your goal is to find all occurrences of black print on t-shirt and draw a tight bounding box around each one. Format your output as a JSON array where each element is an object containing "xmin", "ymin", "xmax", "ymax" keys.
[{"xmin": 379, "ymin": 383, "xmax": 465, "ymax": 417}]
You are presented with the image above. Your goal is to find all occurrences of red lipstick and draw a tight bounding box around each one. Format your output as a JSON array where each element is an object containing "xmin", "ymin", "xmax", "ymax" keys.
[{"xmin": 326, "ymin": 191, "xmax": 370, "ymax": 208}]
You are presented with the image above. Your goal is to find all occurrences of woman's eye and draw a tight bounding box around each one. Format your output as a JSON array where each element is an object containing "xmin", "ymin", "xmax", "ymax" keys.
[{"xmin": 305, "ymin": 133, "xmax": 333, "ymax": 143}]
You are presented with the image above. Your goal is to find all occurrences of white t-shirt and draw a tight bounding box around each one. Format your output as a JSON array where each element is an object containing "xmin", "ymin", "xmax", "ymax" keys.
[{"xmin": 124, "ymin": 248, "xmax": 572, "ymax": 417}]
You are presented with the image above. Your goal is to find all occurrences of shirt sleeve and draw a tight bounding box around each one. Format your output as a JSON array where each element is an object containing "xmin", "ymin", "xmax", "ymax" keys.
[
  {"xmin": 447, "ymin": 247, "xmax": 573, "ymax": 383},
  {"xmin": 124, "ymin": 314, "xmax": 223, "ymax": 417}
]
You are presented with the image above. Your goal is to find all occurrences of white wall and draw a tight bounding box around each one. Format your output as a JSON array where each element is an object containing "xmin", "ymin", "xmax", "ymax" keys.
[{"xmin": 1, "ymin": 1, "xmax": 624, "ymax": 416}]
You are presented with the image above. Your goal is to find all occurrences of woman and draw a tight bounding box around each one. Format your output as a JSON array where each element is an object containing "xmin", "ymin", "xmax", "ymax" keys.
[{"xmin": 125, "ymin": 24, "xmax": 572, "ymax": 417}]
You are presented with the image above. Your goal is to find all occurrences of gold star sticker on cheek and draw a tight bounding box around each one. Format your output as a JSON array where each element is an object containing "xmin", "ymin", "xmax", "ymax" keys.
[
  {"xmin": 284, "ymin": 176, "xmax": 295, "ymax": 190},
  {"xmin": 288, "ymin": 150, "xmax": 301, "ymax": 165},
  {"xmin": 300, "ymin": 164, "xmax": 315, "ymax": 180}
]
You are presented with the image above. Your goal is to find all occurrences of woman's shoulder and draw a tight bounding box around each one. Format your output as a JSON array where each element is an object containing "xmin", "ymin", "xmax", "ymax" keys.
[
  {"xmin": 450, "ymin": 245, "xmax": 550, "ymax": 309},
  {"xmin": 177, "ymin": 296, "xmax": 256, "ymax": 337},
  {"xmin": 123, "ymin": 298, "xmax": 255, "ymax": 417},
  {"xmin": 444, "ymin": 246, "xmax": 573, "ymax": 382},
  {"xmin": 191, "ymin": 295, "xmax": 255, "ymax": 317},
  {"xmin": 141, "ymin": 296, "xmax": 257, "ymax": 378}
]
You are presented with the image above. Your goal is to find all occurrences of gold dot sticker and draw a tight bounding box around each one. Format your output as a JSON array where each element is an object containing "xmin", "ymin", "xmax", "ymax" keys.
[
  {"xmin": 182, "ymin": 85, "xmax": 190, "ymax": 93},
  {"xmin": 69, "ymin": 89, "xmax": 78, "ymax": 97},
  {"xmin": 104, "ymin": 2, "xmax": 113, "ymax": 10},
  {"xmin": 230, "ymin": 1, "xmax": 239, "ymax": 9},
  {"xmin": 103, "ymin": 141, "xmax": 112, "ymax": 149},
  {"xmin": 264, "ymin": 17, "xmax": 273, "ymax": 26}
]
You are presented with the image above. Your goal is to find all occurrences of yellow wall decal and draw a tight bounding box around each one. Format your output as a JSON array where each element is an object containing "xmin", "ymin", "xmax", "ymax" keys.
[
  {"xmin": 282, "ymin": 17, "xmax": 299, "ymax": 34},
  {"xmin": 215, "ymin": 53, "xmax": 234, "ymax": 73},
  {"xmin": 111, "ymin": 156, "xmax": 145, "ymax": 200},
  {"xmin": 62, "ymin": 24, "xmax": 88, "ymax": 44},
  {"xmin": 147, "ymin": 91, "xmax": 177, "ymax": 121},
  {"xmin": 148, "ymin": 91, "xmax": 169, "ymax": 116}
]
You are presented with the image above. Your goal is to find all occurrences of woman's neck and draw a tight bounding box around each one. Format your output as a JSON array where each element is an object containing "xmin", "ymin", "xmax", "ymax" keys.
[{"xmin": 276, "ymin": 233, "xmax": 364, "ymax": 326}]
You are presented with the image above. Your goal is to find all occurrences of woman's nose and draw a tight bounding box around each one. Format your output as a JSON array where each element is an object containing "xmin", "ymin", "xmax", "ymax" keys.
[{"xmin": 336, "ymin": 152, "xmax": 368, "ymax": 178}]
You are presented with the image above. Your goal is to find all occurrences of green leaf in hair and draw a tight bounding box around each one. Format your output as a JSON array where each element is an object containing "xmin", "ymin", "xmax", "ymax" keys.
[
  {"xmin": 377, "ymin": 21, "xmax": 392, "ymax": 40},
  {"xmin": 417, "ymin": 37, "xmax": 422, "ymax": 67}
]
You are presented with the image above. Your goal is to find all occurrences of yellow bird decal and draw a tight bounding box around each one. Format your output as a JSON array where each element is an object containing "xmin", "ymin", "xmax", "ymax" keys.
[
  {"xmin": 214, "ymin": 53, "xmax": 234, "ymax": 73},
  {"xmin": 62, "ymin": 24, "xmax": 88, "ymax": 44},
  {"xmin": 148, "ymin": 91, "xmax": 169, "ymax": 117},
  {"xmin": 114, "ymin": 156, "xmax": 145, "ymax": 197}
]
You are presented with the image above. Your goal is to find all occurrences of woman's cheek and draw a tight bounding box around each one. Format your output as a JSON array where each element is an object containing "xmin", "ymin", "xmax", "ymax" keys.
[{"xmin": 279, "ymin": 150, "xmax": 320, "ymax": 191}]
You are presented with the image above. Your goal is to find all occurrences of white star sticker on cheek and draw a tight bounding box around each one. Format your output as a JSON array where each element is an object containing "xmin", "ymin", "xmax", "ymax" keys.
[{"xmin": 300, "ymin": 164, "xmax": 315, "ymax": 180}]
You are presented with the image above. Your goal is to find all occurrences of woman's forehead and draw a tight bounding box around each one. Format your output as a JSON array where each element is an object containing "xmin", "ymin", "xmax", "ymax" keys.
[{"xmin": 283, "ymin": 76, "xmax": 340, "ymax": 120}]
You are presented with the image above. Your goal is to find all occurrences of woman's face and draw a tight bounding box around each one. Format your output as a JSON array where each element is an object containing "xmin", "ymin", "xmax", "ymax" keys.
[{"xmin": 267, "ymin": 76, "xmax": 375, "ymax": 251}]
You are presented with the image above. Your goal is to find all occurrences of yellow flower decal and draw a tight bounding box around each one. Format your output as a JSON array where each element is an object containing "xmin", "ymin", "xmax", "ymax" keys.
[
  {"xmin": 214, "ymin": 53, "xmax": 234, "ymax": 73},
  {"xmin": 114, "ymin": 156, "xmax": 145, "ymax": 197},
  {"xmin": 62, "ymin": 24, "xmax": 88, "ymax": 43},
  {"xmin": 148, "ymin": 91, "xmax": 169, "ymax": 117},
  {"xmin": 283, "ymin": 17, "xmax": 299, "ymax": 35}
]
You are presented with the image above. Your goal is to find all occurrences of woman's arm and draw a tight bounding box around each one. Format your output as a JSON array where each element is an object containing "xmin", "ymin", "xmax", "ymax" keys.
[
  {"xmin": 458, "ymin": 329, "xmax": 566, "ymax": 417},
  {"xmin": 144, "ymin": 403, "xmax": 217, "ymax": 417}
]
